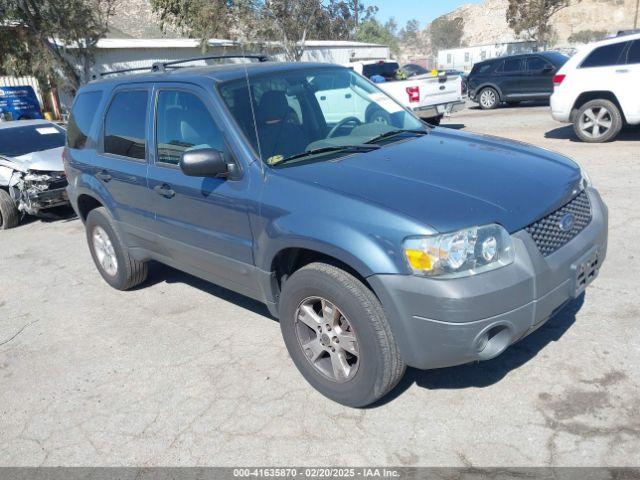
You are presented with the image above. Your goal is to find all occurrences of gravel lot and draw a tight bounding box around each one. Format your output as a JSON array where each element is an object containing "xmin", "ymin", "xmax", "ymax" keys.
[{"xmin": 1, "ymin": 103, "xmax": 639, "ymax": 467}]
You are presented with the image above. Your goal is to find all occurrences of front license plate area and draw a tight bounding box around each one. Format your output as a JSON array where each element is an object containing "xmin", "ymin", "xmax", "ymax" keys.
[{"xmin": 571, "ymin": 248, "xmax": 600, "ymax": 298}]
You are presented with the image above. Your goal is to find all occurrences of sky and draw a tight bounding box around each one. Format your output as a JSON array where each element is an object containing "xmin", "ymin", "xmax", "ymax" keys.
[{"xmin": 371, "ymin": 0, "xmax": 484, "ymax": 29}]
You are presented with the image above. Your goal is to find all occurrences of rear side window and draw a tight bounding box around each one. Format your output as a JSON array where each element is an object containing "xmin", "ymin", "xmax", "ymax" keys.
[
  {"xmin": 628, "ymin": 40, "xmax": 640, "ymax": 64},
  {"xmin": 581, "ymin": 42, "xmax": 628, "ymax": 68},
  {"xmin": 104, "ymin": 90, "xmax": 148, "ymax": 160},
  {"xmin": 500, "ymin": 58, "xmax": 523, "ymax": 73},
  {"xmin": 67, "ymin": 91, "xmax": 102, "ymax": 149},
  {"xmin": 155, "ymin": 90, "xmax": 224, "ymax": 166}
]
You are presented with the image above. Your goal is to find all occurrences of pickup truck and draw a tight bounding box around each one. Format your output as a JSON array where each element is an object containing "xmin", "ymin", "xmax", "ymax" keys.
[{"xmin": 348, "ymin": 60, "xmax": 466, "ymax": 125}]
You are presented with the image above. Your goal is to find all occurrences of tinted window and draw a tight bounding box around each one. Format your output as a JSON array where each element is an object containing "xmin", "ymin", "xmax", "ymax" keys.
[
  {"xmin": 471, "ymin": 62, "xmax": 494, "ymax": 75},
  {"xmin": 581, "ymin": 42, "xmax": 628, "ymax": 68},
  {"xmin": 501, "ymin": 58, "xmax": 523, "ymax": 73},
  {"xmin": 67, "ymin": 91, "xmax": 102, "ymax": 149},
  {"xmin": 628, "ymin": 40, "xmax": 640, "ymax": 64},
  {"xmin": 156, "ymin": 91, "xmax": 224, "ymax": 166},
  {"xmin": 0, "ymin": 124, "xmax": 65, "ymax": 157},
  {"xmin": 104, "ymin": 90, "xmax": 148, "ymax": 160},
  {"xmin": 362, "ymin": 62, "xmax": 400, "ymax": 79},
  {"xmin": 526, "ymin": 57, "xmax": 552, "ymax": 72}
]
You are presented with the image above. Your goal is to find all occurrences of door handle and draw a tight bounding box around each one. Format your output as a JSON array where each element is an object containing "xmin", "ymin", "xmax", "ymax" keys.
[
  {"xmin": 96, "ymin": 170, "xmax": 111, "ymax": 182},
  {"xmin": 320, "ymin": 96, "xmax": 327, "ymax": 101},
  {"xmin": 153, "ymin": 184, "xmax": 175, "ymax": 198},
  {"xmin": 345, "ymin": 93, "xmax": 352, "ymax": 99}
]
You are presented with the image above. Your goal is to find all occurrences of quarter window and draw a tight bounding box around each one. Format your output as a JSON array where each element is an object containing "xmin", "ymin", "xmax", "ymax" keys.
[
  {"xmin": 155, "ymin": 90, "xmax": 225, "ymax": 166},
  {"xmin": 628, "ymin": 40, "xmax": 640, "ymax": 64},
  {"xmin": 104, "ymin": 90, "xmax": 148, "ymax": 160},
  {"xmin": 581, "ymin": 42, "xmax": 628, "ymax": 68},
  {"xmin": 68, "ymin": 91, "xmax": 102, "ymax": 149}
]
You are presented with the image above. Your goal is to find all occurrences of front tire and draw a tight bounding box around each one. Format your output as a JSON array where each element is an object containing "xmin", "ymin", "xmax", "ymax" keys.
[
  {"xmin": 0, "ymin": 189, "xmax": 20, "ymax": 230},
  {"xmin": 424, "ymin": 115, "xmax": 442, "ymax": 126},
  {"xmin": 85, "ymin": 207, "xmax": 148, "ymax": 290},
  {"xmin": 574, "ymin": 99, "xmax": 622, "ymax": 143},
  {"xmin": 279, "ymin": 262, "xmax": 405, "ymax": 407},
  {"xmin": 478, "ymin": 87, "xmax": 499, "ymax": 110}
]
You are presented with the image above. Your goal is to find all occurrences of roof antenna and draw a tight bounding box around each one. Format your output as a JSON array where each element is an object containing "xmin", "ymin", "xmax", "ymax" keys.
[{"xmin": 240, "ymin": 41, "xmax": 265, "ymax": 179}]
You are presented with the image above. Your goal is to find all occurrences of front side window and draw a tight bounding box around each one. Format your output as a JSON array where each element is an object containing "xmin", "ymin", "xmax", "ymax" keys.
[
  {"xmin": 155, "ymin": 90, "xmax": 225, "ymax": 166},
  {"xmin": 219, "ymin": 67, "xmax": 425, "ymax": 167},
  {"xmin": 68, "ymin": 91, "xmax": 103, "ymax": 149},
  {"xmin": 581, "ymin": 42, "xmax": 629, "ymax": 68},
  {"xmin": 526, "ymin": 57, "xmax": 551, "ymax": 73},
  {"xmin": 104, "ymin": 90, "xmax": 148, "ymax": 160}
]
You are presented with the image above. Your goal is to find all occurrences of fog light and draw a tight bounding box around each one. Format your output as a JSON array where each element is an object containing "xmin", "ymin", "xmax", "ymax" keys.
[{"xmin": 481, "ymin": 236, "xmax": 497, "ymax": 262}]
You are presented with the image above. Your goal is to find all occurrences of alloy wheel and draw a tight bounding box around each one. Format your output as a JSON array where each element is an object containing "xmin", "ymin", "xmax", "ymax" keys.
[
  {"xmin": 480, "ymin": 89, "xmax": 497, "ymax": 109},
  {"xmin": 294, "ymin": 297, "xmax": 359, "ymax": 383},
  {"xmin": 578, "ymin": 106, "xmax": 613, "ymax": 140},
  {"xmin": 92, "ymin": 226, "xmax": 118, "ymax": 276}
]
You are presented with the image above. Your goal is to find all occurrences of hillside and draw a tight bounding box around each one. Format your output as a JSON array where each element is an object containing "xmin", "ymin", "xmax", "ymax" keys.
[{"xmin": 417, "ymin": 0, "xmax": 637, "ymax": 51}]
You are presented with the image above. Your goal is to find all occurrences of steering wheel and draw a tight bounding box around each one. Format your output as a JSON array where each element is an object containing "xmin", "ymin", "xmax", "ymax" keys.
[{"xmin": 327, "ymin": 116, "xmax": 363, "ymax": 138}]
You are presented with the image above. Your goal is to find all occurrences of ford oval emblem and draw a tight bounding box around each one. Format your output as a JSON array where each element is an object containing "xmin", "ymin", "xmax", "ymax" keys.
[{"xmin": 558, "ymin": 213, "xmax": 576, "ymax": 232}]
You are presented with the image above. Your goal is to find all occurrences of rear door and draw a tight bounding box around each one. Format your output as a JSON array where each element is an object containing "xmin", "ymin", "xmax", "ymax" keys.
[
  {"xmin": 622, "ymin": 40, "xmax": 640, "ymax": 120},
  {"xmin": 94, "ymin": 86, "xmax": 156, "ymax": 234},
  {"xmin": 524, "ymin": 56, "xmax": 556, "ymax": 97},
  {"xmin": 146, "ymin": 83, "xmax": 259, "ymax": 298},
  {"xmin": 496, "ymin": 57, "xmax": 525, "ymax": 100}
]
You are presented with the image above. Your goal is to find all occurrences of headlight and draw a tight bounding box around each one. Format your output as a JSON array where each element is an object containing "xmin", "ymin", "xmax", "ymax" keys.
[{"xmin": 403, "ymin": 224, "xmax": 515, "ymax": 278}]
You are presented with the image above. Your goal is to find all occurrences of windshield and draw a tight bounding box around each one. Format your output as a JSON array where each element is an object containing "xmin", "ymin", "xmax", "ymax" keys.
[
  {"xmin": 219, "ymin": 67, "xmax": 425, "ymax": 166},
  {"xmin": 0, "ymin": 124, "xmax": 66, "ymax": 157}
]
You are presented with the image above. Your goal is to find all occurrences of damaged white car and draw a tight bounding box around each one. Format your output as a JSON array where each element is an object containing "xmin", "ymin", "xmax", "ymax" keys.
[{"xmin": 0, "ymin": 120, "xmax": 69, "ymax": 230}]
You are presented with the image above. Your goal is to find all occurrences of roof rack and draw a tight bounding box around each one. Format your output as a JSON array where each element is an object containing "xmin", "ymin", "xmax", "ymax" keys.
[
  {"xmin": 98, "ymin": 54, "xmax": 269, "ymax": 78},
  {"xmin": 615, "ymin": 29, "xmax": 640, "ymax": 37}
]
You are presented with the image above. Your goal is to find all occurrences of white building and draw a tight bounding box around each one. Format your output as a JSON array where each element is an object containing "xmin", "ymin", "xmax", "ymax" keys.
[{"xmin": 437, "ymin": 41, "xmax": 538, "ymax": 72}]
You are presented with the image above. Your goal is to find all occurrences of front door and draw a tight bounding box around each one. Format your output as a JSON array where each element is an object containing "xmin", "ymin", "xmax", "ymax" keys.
[
  {"xmin": 497, "ymin": 57, "xmax": 525, "ymax": 101},
  {"xmin": 146, "ymin": 85, "xmax": 259, "ymax": 298}
]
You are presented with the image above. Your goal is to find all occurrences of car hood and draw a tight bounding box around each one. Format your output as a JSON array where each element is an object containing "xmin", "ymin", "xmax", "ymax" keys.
[
  {"xmin": 274, "ymin": 129, "xmax": 583, "ymax": 233},
  {"xmin": 1, "ymin": 147, "xmax": 64, "ymax": 172}
]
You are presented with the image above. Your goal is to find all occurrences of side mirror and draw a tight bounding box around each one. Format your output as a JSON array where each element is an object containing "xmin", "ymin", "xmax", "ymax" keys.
[{"xmin": 180, "ymin": 148, "xmax": 229, "ymax": 177}]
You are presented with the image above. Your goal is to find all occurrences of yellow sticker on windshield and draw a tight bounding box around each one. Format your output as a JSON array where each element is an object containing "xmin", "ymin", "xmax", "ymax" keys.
[{"xmin": 267, "ymin": 155, "xmax": 284, "ymax": 165}]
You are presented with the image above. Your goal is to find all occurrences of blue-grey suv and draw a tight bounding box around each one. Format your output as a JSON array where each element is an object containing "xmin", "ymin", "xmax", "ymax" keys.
[{"xmin": 64, "ymin": 57, "xmax": 608, "ymax": 407}]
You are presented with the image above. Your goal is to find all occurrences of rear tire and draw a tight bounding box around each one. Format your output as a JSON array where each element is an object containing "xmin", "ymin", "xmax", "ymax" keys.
[
  {"xmin": 279, "ymin": 262, "xmax": 406, "ymax": 407},
  {"xmin": 366, "ymin": 105, "xmax": 392, "ymax": 125},
  {"xmin": 478, "ymin": 87, "xmax": 499, "ymax": 110},
  {"xmin": 424, "ymin": 115, "xmax": 442, "ymax": 126},
  {"xmin": 0, "ymin": 189, "xmax": 20, "ymax": 230},
  {"xmin": 85, "ymin": 207, "xmax": 148, "ymax": 290},
  {"xmin": 574, "ymin": 99, "xmax": 622, "ymax": 143}
]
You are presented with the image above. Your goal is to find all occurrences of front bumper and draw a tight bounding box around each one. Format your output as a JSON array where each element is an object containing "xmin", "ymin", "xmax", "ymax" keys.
[{"xmin": 368, "ymin": 188, "xmax": 608, "ymax": 369}]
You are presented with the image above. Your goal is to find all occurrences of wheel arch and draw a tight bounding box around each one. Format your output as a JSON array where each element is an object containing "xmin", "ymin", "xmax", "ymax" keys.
[{"xmin": 570, "ymin": 91, "xmax": 626, "ymax": 123}]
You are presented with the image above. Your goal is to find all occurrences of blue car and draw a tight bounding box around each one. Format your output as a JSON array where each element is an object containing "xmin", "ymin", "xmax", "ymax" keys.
[
  {"xmin": 64, "ymin": 57, "xmax": 608, "ymax": 407},
  {"xmin": 0, "ymin": 85, "xmax": 43, "ymax": 121}
]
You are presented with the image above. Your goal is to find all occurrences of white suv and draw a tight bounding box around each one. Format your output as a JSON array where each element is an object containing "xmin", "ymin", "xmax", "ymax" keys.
[{"xmin": 551, "ymin": 32, "xmax": 640, "ymax": 142}]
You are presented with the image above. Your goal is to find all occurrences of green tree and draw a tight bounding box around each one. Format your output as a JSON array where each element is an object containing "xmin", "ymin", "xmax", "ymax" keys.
[
  {"xmin": 506, "ymin": 0, "xmax": 580, "ymax": 48},
  {"xmin": 399, "ymin": 19, "xmax": 421, "ymax": 45},
  {"xmin": 0, "ymin": 0, "xmax": 113, "ymax": 92},
  {"xmin": 429, "ymin": 16, "xmax": 464, "ymax": 53},
  {"xmin": 355, "ymin": 18, "xmax": 400, "ymax": 56}
]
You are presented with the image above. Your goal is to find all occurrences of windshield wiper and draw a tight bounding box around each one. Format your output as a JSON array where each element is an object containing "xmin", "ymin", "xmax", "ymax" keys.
[
  {"xmin": 271, "ymin": 144, "xmax": 381, "ymax": 166},
  {"xmin": 365, "ymin": 128, "xmax": 428, "ymax": 144}
]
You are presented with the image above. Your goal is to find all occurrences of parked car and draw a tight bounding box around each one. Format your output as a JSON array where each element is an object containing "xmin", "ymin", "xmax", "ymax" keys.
[
  {"xmin": 65, "ymin": 57, "xmax": 608, "ymax": 407},
  {"xmin": 401, "ymin": 63, "xmax": 429, "ymax": 77},
  {"xmin": 0, "ymin": 86, "xmax": 43, "ymax": 121},
  {"xmin": 349, "ymin": 60, "xmax": 465, "ymax": 125},
  {"xmin": 551, "ymin": 32, "xmax": 640, "ymax": 142},
  {"xmin": 0, "ymin": 120, "xmax": 68, "ymax": 229},
  {"xmin": 467, "ymin": 52, "xmax": 569, "ymax": 109}
]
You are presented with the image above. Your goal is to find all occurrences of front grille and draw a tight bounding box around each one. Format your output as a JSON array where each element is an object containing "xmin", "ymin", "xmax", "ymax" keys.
[{"xmin": 525, "ymin": 191, "xmax": 592, "ymax": 256}]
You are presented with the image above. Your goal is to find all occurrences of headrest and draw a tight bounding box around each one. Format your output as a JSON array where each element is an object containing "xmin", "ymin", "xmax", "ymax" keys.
[{"xmin": 256, "ymin": 90, "xmax": 290, "ymax": 125}]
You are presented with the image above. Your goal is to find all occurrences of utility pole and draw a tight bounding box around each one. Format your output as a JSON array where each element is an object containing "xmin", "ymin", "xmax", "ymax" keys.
[
  {"xmin": 354, "ymin": 0, "xmax": 359, "ymax": 27},
  {"xmin": 635, "ymin": 0, "xmax": 639, "ymax": 29}
]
